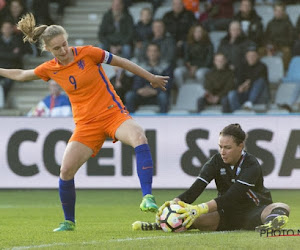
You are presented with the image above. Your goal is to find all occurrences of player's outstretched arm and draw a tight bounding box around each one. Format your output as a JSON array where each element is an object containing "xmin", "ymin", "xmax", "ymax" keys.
[
  {"xmin": 110, "ymin": 55, "xmax": 169, "ymax": 91},
  {"xmin": 0, "ymin": 68, "xmax": 39, "ymax": 82},
  {"xmin": 176, "ymin": 200, "xmax": 217, "ymax": 228}
]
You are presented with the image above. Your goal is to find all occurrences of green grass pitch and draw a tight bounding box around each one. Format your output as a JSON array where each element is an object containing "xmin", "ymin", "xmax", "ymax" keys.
[{"xmin": 0, "ymin": 189, "xmax": 299, "ymax": 249}]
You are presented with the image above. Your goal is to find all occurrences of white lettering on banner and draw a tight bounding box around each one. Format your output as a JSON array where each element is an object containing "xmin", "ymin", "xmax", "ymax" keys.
[{"xmin": 0, "ymin": 116, "xmax": 300, "ymax": 189}]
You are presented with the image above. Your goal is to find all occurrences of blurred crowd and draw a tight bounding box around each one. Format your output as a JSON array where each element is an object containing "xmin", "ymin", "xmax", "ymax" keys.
[{"xmin": 1, "ymin": 0, "xmax": 300, "ymax": 114}]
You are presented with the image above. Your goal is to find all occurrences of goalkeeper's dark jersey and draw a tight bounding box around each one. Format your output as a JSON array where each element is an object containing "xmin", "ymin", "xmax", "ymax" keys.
[{"xmin": 177, "ymin": 152, "xmax": 272, "ymax": 214}]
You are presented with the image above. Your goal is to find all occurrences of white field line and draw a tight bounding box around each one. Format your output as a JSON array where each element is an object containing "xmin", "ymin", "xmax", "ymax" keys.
[{"xmin": 7, "ymin": 232, "xmax": 229, "ymax": 250}]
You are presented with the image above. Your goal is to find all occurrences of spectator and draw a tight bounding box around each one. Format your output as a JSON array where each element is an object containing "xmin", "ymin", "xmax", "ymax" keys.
[
  {"xmin": 0, "ymin": 0, "xmax": 7, "ymax": 24},
  {"xmin": 197, "ymin": 53, "xmax": 235, "ymax": 112},
  {"xmin": 174, "ymin": 24, "xmax": 213, "ymax": 88},
  {"xmin": 98, "ymin": 0, "xmax": 134, "ymax": 59},
  {"xmin": 162, "ymin": 0, "xmax": 196, "ymax": 59},
  {"xmin": 183, "ymin": 0, "xmax": 200, "ymax": 19},
  {"xmin": 227, "ymin": 46, "xmax": 269, "ymax": 112},
  {"xmin": 3, "ymin": 0, "xmax": 27, "ymax": 27},
  {"xmin": 3, "ymin": 0, "xmax": 35, "ymax": 56},
  {"xmin": 233, "ymin": 0, "xmax": 264, "ymax": 47},
  {"xmin": 133, "ymin": 7, "xmax": 153, "ymax": 57},
  {"xmin": 27, "ymin": 79, "xmax": 72, "ymax": 117},
  {"xmin": 217, "ymin": 20, "xmax": 252, "ymax": 77},
  {"xmin": 125, "ymin": 43, "xmax": 173, "ymax": 113},
  {"xmin": 263, "ymin": 2, "xmax": 294, "ymax": 70},
  {"xmin": 32, "ymin": 0, "xmax": 54, "ymax": 25},
  {"xmin": 0, "ymin": 20, "xmax": 24, "ymax": 99},
  {"xmin": 109, "ymin": 66, "xmax": 133, "ymax": 102},
  {"xmin": 200, "ymin": 0, "xmax": 234, "ymax": 32},
  {"xmin": 136, "ymin": 20, "xmax": 176, "ymax": 66}
]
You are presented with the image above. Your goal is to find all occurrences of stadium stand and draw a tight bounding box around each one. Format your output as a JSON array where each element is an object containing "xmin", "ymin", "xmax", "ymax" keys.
[{"xmin": 3, "ymin": 0, "xmax": 300, "ymax": 115}]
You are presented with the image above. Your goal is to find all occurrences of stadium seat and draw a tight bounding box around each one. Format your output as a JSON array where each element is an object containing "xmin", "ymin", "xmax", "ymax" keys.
[
  {"xmin": 260, "ymin": 56, "xmax": 284, "ymax": 85},
  {"xmin": 133, "ymin": 110, "xmax": 157, "ymax": 114},
  {"xmin": 136, "ymin": 104, "xmax": 160, "ymax": 113},
  {"xmin": 102, "ymin": 63, "xmax": 115, "ymax": 80},
  {"xmin": 169, "ymin": 83, "xmax": 205, "ymax": 112},
  {"xmin": 154, "ymin": 6, "xmax": 172, "ymax": 19},
  {"xmin": 200, "ymin": 110, "xmax": 223, "ymax": 115},
  {"xmin": 282, "ymin": 56, "xmax": 300, "ymax": 83},
  {"xmin": 254, "ymin": 5, "xmax": 273, "ymax": 29},
  {"xmin": 233, "ymin": 109, "xmax": 256, "ymax": 115},
  {"xmin": 286, "ymin": 5, "xmax": 300, "ymax": 26},
  {"xmin": 274, "ymin": 83, "xmax": 299, "ymax": 107},
  {"xmin": 253, "ymin": 104, "xmax": 268, "ymax": 113},
  {"xmin": 266, "ymin": 109, "xmax": 290, "ymax": 115},
  {"xmin": 209, "ymin": 31, "xmax": 227, "ymax": 52},
  {"xmin": 168, "ymin": 110, "xmax": 190, "ymax": 115}
]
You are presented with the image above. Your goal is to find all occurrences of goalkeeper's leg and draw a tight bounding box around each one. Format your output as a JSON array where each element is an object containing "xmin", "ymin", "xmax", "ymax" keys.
[
  {"xmin": 255, "ymin": 202, "xmax": 290, "ymax": 231},
  {"xmin": 190, "ymin": 212, "xmax": 220, "ymax": 231}
]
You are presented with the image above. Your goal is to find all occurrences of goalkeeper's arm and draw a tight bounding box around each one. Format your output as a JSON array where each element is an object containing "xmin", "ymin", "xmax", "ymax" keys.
[{"xmin": 176, "ymin": 200, "xmax": 217, "ymax": 228}]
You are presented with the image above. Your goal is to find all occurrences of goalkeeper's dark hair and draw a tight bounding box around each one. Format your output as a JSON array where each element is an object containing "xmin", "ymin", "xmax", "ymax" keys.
[
  {"xmin": 17, "ymin": 13, "xmax": 68, "ymax": 51},
  {"xmin": 220, "ymin": 124, "xmax": 246, "ymax": 145}
]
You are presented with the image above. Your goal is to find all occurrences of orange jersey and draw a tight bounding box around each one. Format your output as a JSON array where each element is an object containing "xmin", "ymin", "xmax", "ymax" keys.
[{"xmin": 34, "ymin": 46, "xmax": 125, "ymax": 124}]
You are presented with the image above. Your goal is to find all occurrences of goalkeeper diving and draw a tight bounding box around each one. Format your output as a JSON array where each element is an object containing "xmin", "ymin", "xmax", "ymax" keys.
[{"xmin": 132, "ymin": 124, "xmax": 290, "ymax": 232}]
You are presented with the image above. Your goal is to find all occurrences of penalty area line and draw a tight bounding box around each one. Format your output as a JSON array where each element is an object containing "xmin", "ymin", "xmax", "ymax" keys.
[{"xmin": 8, "ymin": 231, "xmax": 228, "ymax": 249}]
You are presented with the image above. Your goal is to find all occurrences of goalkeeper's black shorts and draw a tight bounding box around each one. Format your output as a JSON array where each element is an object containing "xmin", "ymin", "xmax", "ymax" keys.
[{"xmin": 217, "ymin": 205, "xmax": 268, "ymax": 231}]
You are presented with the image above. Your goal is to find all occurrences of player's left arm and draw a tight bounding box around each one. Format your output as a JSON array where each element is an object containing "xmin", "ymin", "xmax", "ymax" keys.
[
  {"xmin": 177, "ymin": 163, "xmax": 260, "ymax": 228},
  {"xmin": 110, "ymin": 55, "xmax": 169, "ymax": 91}
]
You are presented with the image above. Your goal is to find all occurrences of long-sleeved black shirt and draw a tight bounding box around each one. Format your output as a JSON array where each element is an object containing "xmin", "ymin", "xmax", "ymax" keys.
[{"xmin": 177, "ymin": 152, "xmax": 272, "ymax": 214}]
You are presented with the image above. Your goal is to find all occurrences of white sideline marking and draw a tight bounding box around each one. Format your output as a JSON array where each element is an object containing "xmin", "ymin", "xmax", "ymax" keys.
[{"xmin": 8, "ymin": 232, "xmax": 228, "ymax": 249}]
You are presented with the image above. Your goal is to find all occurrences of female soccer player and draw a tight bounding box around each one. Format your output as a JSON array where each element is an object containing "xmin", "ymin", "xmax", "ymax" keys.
[
  {"xmin": 133, "ymin": 124, "xmax": 290, "ymax": 232},
  {"xmin": 0, "ymin": 13, "xmax": 169, "ymax": 231}
]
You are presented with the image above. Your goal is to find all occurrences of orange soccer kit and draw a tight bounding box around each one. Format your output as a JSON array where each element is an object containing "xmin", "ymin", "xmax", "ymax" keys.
[{"xmin": 34, "ymin": 46, "xmax": 132, "ymax": 155}]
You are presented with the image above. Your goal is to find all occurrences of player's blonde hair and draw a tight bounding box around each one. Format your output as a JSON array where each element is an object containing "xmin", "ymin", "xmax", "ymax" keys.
[{"xmin": 17, "ymin": 13, "xmax": 68, "ymax": 51}]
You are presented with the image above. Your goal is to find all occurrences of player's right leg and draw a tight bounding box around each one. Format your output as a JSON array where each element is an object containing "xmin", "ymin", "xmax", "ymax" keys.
[
  {"xmin": 115, "ymin": 119, "xmax": 158, "ymax": 213},
  {"xmin": 255, "ymin": 202, "xmax": 290, "ymax": 231},
  {"xmin": 53, "ymin": 141, "xmax": 93, "ymax": 232}
]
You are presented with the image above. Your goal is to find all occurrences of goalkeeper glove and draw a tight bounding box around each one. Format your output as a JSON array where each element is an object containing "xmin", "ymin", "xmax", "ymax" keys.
[
  {"xmin": 176, "ymin": 201, "xmax": 209, "ymax": 229},
  {"xmin": 155, "ymin": 199, "xmax": 178, "ymax": 224}
]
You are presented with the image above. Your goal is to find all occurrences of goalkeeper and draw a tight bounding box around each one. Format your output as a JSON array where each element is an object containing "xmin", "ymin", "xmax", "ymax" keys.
[{"xmin": 133, "ymin": 123, "xmax": 290, "ymax": 231}]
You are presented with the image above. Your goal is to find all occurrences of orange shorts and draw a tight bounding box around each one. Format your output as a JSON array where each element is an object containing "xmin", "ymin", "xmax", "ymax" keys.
[{"xmin": 69, "ymin": 107, "xmax": 132, "ymax": 156}]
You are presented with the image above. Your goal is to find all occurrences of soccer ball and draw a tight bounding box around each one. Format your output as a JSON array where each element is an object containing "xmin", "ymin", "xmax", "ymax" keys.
[{"xmin": 159, "ymin": 204, "xmax": 187, "ymax": 233}]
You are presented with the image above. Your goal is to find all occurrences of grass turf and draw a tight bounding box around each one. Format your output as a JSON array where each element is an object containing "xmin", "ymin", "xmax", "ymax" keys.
[{"xmin": 0, "ymin": 189, "xmax": 299, "ymax": 249}]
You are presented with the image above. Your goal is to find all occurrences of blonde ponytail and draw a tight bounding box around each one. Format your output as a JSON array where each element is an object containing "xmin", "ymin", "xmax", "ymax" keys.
[
  {"xmin": 17, "ymin": 13, "xmax": 68, "ymax": 51},
  {"xmin": 17, "ymin": 13, "xmax": 47, "ymax": 44}
]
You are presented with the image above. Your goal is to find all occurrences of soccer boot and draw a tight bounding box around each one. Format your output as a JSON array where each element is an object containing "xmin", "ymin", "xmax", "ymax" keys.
[
  {"xmin": 140, "ymin": 194, "xmax": 158, "ymax": 212},
  {"xmin": 132, "ymin": 221, "xmax": 161, "ymax": 231},
  {"xmin": 53, "ymin": 220, "xmax": 75, "ymax": 232},
  {"xmin": 255, "ymin": 215, "xmax": 289, "ymax": 232}
]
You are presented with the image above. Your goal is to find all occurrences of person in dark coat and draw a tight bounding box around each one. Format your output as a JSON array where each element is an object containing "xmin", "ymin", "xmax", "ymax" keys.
[{"xmin": 98, "ymin": 0, "xmax": 134, "ymax": 59}]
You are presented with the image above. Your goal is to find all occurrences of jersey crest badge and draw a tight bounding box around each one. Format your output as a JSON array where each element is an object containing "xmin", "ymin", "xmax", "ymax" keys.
[
  {"xmin": 220, "ymin": 168, "xmax": 226, "ymax": 175},
  {"xmin": 77, "ymin": 60, "xmax": 85, "ymax": 70}
]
